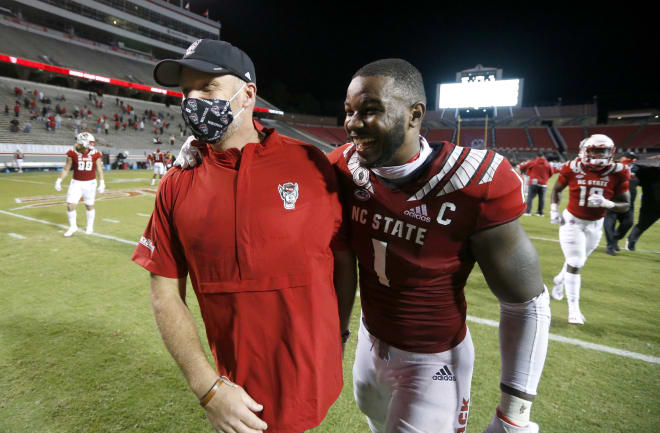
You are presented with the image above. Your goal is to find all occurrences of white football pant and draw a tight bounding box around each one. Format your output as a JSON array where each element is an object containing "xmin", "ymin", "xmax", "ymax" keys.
[
  {"xmin": 153, "ymin": 162, "xmax": 165, "ymax": 176},
  {"xmin": 558, "ymin": 209, "xmax": 603, "ymax": 269},
  {"xmin": 66, "ymin": 179, "xmax": 97, "ymax": 206},
  {"xmin": 353, "ymin": 319, "xmax": 474, "ymax": 433}
]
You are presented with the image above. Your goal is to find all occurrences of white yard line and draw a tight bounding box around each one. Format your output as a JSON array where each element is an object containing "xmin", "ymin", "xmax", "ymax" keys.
[
  {"xmin": 0, "ymin": 178, "xmax": 50, "ymax": 185},
  {"xmin": 137, "ymin": 213, "xmax": 151, "ymax": 217},
  {"xmin": 0, "ymin": 210, "xmax": 137, "ymax": 246},
  {"xmin": 8, "ymin": 232, "xmax": 26, "ymax": 239},
  {"xmin": 528, "ymin": 235, "xmax": 660, "ymax": 255},
  {"xmin": 354, "ymin": 292, "xmax": 659, "ymax": 364},
  {"xmin": 103, "ymin": 218, "xmax": 120, "ymax": 223}
]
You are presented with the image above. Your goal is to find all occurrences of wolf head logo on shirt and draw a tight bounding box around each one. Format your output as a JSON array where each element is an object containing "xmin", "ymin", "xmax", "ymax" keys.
[{"xmin": 278, "ymin": 182, "xmax": 299, "ymax": 210}]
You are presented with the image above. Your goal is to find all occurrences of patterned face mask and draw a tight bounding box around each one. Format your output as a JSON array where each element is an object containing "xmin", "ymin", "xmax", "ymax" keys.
[{"xmin": 180, "ymin": 84, "xmax": 246, "ymax": 143}]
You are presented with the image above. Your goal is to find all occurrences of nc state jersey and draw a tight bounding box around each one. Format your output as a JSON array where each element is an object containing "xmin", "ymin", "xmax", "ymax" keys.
[
  {"xmin": 557, "ymin": 159, "xmax": 630, "ymax": 221},
  {"xmin": 330, "ymin": 141, "xmax": 525, "ymax": 353},
  {"xmin": 67, "ymin": 148, "xmax": 101, "ymax": 181},
  {"xmin": 152, "ymin": 152, "xmax": 165, "ymax": 163}
]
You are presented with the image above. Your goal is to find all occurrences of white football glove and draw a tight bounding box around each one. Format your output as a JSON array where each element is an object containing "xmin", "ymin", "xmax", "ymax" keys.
[
  {"xmin": 97, "ymin": 180, "xmax": 105, "ymax": 193},
  {"xmin": 483, "ymin": 414, "xmax": 539, "ymax": 433},
  {"xmin": 173, "ymin": 135, "xmax": 202, "ymax": 169},
  {"xmin": 549, "ymin": 203, "xmax": 562, "ymax": 225},
  {"xmin": 587, "ymin": 194, "xmax": 615, "ymax": 209},
  {"xmin": 54, "ymin": 178, "xmax": 62, "ymax": 191}
]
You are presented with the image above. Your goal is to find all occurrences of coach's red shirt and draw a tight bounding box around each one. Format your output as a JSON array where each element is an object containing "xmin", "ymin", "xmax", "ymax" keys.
[
  {"xmin": 557, "ymin": 159, "xmax": 630, "ymax": 220},
  {"xmin": 132, "ymin": 127, "xmax": 343, "ymax": 433},
  {"xmin": 330, "ymin": 141, "xmax": 525, "ymax": 353},
  {"xmin": 519, "ymin": 157, "xmax": 555, "ymax": 186},
  {"xmin": 67, "ymin": 147, "xmax": 101, "ymax": 181}
]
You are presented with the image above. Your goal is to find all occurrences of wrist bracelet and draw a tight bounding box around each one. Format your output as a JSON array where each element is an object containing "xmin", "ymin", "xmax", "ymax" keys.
[{"xmin": 199, "ymin": 377, "xmax": 221, "ymax": 407}]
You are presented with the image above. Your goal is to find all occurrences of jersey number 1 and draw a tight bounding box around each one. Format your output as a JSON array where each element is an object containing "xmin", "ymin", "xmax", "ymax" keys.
[{"xmin": 372, "ymin": 239, "xmax": 390, "ymax": 287}]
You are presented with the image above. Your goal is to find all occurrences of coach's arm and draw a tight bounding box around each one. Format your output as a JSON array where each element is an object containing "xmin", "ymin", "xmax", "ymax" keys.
[
  {"xmin": 470, "ymin": 220, "xmax": 551, "ymax": 431},
  {"xmin": 150, "ymin": 274, "xmax": 267, "ymax": 433}
]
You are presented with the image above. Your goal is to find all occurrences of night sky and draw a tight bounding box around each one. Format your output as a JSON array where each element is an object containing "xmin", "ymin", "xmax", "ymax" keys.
[{"xmin": 185, "ymin": 1, "xmax": 655, "ymax": 118}]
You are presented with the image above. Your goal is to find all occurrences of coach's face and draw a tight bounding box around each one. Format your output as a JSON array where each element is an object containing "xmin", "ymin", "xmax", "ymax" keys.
[{"xmin": 344, "ymin": 75, "xmax": 410, "ymax": 168}]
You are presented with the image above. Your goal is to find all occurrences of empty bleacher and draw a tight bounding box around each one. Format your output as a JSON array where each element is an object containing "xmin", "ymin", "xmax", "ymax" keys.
[
  {"xmin": 626, "ymin": 124, "xmax": 660, "ymax": 149},
  {"xmin": 557, "ymin": 126, "xmax": 587, "ymax": 152},
  {"xmin": 425, "ymin": 128, "xmax": 453, "ymax": 143},
  {"xmin": 494, "ymin": 128, "xmax": 530, "ymax": 149},
  {"xmin": 528, "ymin": 127, "xmax": 557, "ymax": 149}
]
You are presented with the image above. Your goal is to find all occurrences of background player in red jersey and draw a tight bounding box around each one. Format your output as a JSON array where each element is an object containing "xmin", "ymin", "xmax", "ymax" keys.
[
  {"xmin": 550, "ymin": 134, "xmax": 630, "ymax": 324},
  {"xmin": 54, "ymin": 132, "xmax": 105, "ymax": 236},
  {"xmin": 330, "ymin": 59, "xmax": 550, "ymax": 433},
  {"xmin": 150, "ymin": 147, "xmax": 166, "ymax": 185}
]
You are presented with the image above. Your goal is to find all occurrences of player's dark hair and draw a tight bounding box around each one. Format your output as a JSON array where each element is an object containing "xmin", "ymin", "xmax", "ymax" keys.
[{"xmin": 353, "ymin": 59, "xmax": 426, "ymax": 106}]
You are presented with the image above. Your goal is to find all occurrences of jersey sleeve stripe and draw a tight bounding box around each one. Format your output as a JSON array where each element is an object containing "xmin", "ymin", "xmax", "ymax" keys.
[
  {"xmin": 407, "ymin": 145, "xmax": 463, "ymax": 201},
  {"xmin": 478, "ymin": 153, "xmax": 504, "ymax": 184},
  {"xmin": 436, "ymin": 148, "xmax": 488, "ymax": 197}
]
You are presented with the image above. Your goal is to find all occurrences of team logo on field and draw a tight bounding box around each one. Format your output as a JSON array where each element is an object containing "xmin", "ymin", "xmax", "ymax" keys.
[
  {"xmin": 353, "ymin": 188, "xmax": 371, "ymax": 201},
  {"xmin": 278, "ymin": 182, "xmax": 299, "ymax": 210}
]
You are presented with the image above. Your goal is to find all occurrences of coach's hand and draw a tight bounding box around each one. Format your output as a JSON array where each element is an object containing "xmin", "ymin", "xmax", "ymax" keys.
[
  {"xmin": 174, "ymin": 135, "xmax": 202, "ymax": 169},
  {"xmin": 482, "ymin": 413, "xmax": 539, "ymax": 433},
  {"xmin": 204, "ymin": 379, "xmax": 268, "ymax": 433},
  {"xmin": 55, "ymin": 178, "xmax": 62, "ymax": 191}
]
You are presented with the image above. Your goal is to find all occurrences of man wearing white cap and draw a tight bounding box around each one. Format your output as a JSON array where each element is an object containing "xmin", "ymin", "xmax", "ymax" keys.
[{"xmin": 55, "ymin": 132, "xmax": 106, "ymax": 236}]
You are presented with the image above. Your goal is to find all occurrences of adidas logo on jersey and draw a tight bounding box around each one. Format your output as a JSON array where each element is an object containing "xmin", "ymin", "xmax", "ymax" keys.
[
  {"xmin": 404, "ymin": 204, "xmax": 431, "ymax": 223},
  {"xmin": 433, "ymin": 366, "xmax": 455, "ymax": 381}
]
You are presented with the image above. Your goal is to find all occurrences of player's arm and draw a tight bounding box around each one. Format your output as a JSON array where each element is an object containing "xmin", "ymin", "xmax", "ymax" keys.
[
  {"xmin": 150, "ymin": 273, "xmax": 267, "ymax": 432},
  {"xmin": 550, "ymin": 178, "xmax": 568, "ymax": 224},
  {"xmin": 471, "ymin": 220, "xmax": 550, "ymax": 432},
  {"xmin": 95, "ymin": 158, "xmax": 106, "ymax": 193},
  {"xmin": 588, "ymin": 191, "xmax": 630, "ymax": 213},
  {"xmin": 332, "ymin": 248, "xmax": 357, "ymax": 354},
  {"xmin": 55, "ymin": 157, "xmax": 73, "ymax": 191}
]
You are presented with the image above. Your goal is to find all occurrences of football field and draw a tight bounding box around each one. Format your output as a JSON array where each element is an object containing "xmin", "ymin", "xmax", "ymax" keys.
[{"xmin": 0, "ymin": 169, "xmax": 658, "ymax": 433}]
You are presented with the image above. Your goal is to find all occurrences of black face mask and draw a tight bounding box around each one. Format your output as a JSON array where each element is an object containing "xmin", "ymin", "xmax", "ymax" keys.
[{"xmin": 180, "ymin": 84, "xmax": 245, "ymax": 143}]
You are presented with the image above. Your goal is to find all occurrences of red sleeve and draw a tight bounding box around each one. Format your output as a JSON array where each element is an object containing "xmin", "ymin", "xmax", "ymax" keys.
[
  {"xmin": 131, "ymin": 172, "xmax": 188, "ymax": 278},
  {"xmin": 614, "ymin": 168, "xmax": 631, "ymax": 195},
  {"xmin": 519, "ymin": 160, "xmax": 532, "ymax": 171},
  {"xmin": 475, "ymin": 157, "xmax": 526, "ymax": 231},
  {"xmin": 66, "ymin": 149, "xmax": 75, "ymax": 158},
  {"xmin": 556, "ymin": 163, "xmax": 571, "ymax": 187}
]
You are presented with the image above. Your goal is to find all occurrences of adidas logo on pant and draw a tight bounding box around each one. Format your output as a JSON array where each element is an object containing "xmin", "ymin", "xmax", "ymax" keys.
[
  {"xmin": 432, "ymin": 365, "xmax": 456, "ymax": 381},
  {"xmin": 404, "ymin": 204, "xmax": 431, "ymax": 222}
]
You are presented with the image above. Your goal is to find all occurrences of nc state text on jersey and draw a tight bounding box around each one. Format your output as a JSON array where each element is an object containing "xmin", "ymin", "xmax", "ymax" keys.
[
  {"xmin": 352, "ymin": 205, "xmax": 427, "ymax": 246},
  {"xmin": 577, "ymin": 179, "xmax": 609, "ymax": 187}
]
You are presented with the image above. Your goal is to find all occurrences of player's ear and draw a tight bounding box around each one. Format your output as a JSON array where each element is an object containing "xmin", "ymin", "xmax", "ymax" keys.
[{"xmin": 409, "ymin": 102, "xmax": 426, "ymax": 128}]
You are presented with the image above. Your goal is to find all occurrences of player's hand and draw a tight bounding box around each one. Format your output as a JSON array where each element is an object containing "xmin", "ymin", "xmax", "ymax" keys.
[
  {"xmin": 482, "ymin": 413, "xmax": 539, "ymax": 433},
  {"xmin": 97, "ymin": 180, "xmax": 105, "ymax": 193},
  {"xmin": 587, "ymin": 194, "xmax": 615, "ymax": 209},
  {"xmin": 54, "ymin": 178, "xmax": 62, "ymax": 191},
  {"xmin": 204, "ymin": 378, "xmax": 268, "ymax": 433},
  {"xmin": 549, "ymin": 209, "xmax": 562, "ymax": 225},
  {"xmin": 174, "ymin": 135, "xmax": 202, "ymax": 169}
]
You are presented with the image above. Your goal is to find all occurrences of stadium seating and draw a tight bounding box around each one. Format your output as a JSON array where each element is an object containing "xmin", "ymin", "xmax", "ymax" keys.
[
  {"xmin": 557, "ymin": 126, "xmax": 588, "ymax": 152},
  {"xmin": 425, "ymin": 128, "xmax": 453, "ymax": 143},
  {"xmin": 295, "ymin": 125, "xmax": 346, "ymax": 146},
  {"xmin": 528, "ymin": 127, "xmax": 557, "ymax": 149},
  {"xmin": 626, "ymin": 124, "xmax": 660, "ymax": 149},
  {"xmin": 588, "ymin": 125, "xmax": 639, "ymax": 147},
  {"xmin": 494, "ymin": 127, "xmax": 530, "ymax": 149}
]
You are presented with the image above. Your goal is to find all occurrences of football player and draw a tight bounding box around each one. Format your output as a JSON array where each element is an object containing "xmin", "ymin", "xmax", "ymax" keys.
[
  {"xmin": 550, "ymin": 134, "xmax": 630, "ymax": 324},
  {"xmin": 55, "ymin": 132, "xmax": 105, "ymax": 236},
  {"xmin": 330, "ymin": 59, "xmax": 549, "ymax": 433},
  {"xmin": 151, "ymin": 147, "xmax": 166, "ymax": 185}
]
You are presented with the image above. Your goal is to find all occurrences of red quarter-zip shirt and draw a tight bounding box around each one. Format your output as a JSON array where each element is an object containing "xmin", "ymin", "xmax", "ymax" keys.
[{"xmin": 132, "ymin": 126, "xmax": 344, "ymax": 433}]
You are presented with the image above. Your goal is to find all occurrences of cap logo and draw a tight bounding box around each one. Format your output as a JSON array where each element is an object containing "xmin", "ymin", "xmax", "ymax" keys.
[
  {"xmin": 185, "ymin": 39, "xmax": 202, "ymax": 57},
  {"xmin": 244, "ymin": 72, "xmax": 251, "ymax": 80},
  {"xmin": 213, "ymin": 67, "xmax": 224, "ymax": 71}
]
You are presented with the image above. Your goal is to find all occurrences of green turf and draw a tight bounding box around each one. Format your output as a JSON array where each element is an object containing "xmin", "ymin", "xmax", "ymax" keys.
[{"xmin": 0, "ymin": 169, "xmax": 658, "ymax": 432}]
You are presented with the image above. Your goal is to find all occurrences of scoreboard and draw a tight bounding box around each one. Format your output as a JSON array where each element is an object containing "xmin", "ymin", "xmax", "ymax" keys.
[{"xmin": 437, "ymin": 65, "xmax": 523, "ymax": 110}]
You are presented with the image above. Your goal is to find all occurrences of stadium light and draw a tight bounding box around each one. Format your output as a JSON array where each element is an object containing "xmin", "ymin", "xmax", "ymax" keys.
[{"xmin": 437, "ymin": 79, "xmax": 522, "ymax": 109}]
